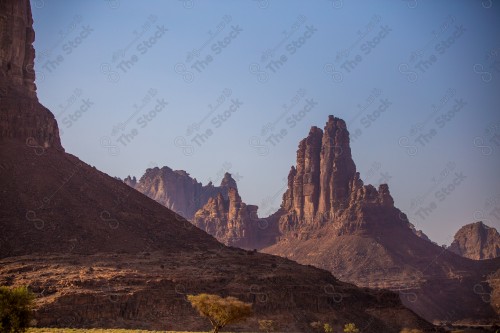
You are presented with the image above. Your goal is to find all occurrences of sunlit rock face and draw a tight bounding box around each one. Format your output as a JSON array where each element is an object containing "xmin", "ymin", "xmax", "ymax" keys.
[{"xmin": 448, "ymin": 221, "xmax": 500, "ymax": 260}]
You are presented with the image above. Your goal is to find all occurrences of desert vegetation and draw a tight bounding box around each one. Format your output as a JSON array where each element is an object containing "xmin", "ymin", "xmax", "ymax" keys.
[
  {"xmin": 0, "ymin": 286, "xmax": 35, "ymax": 333},
  {"xmin": 187, "ymin": 294, "xmax": 253, "ymax": 333}
]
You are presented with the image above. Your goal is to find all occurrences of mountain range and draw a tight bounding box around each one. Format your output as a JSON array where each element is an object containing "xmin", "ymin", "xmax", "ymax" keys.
[
  {"xmin": 0, "ymin": 0, "xmax": 439, "ymax": 331},
  {"xmin": 126, "ymin": 118, "xmax": 500, "ymax": 325}
]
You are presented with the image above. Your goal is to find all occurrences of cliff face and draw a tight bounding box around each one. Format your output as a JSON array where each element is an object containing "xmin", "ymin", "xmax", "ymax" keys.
[
  {"xmin": 278, "ymin": 115, "xmax": 402, "ymax": 237},
  {"xmin": 0, "ymin": 0, "xmax": 36, "ymax": 96},
  {"xmin": 193, "ymin": 187, "xmax": 279, "ymax": 249},
  {"xmin": 0, "ymin": 0, "xmax": 62, "ymax": 150},
  {"xmin": 448, "ymin": 221, "xmax": 500, "ymax": 259},
  {"xmin": 263, "ymin": 115, "xmax": 500, "ymax": 324},
  {"xmin": 126, "ymin": 168, "xmax": 236, "ymax": 220}
]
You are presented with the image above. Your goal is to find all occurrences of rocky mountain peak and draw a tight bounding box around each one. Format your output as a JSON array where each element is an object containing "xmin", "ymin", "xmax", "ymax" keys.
[
  {"xmin": 123, "ymin": 175, "xmax": 137, "ymax": 187},
  {"xmin": 264, "ymin": 115, "xmax": 500, "ymax": 324},
  {"xmin": 220, "ymin": 172, "xmax": 237, "ymax": 190},
  {"xmin": 279, "ymin": 114, "xmax": 393, "ymax": 233},
  {"xmin": 193, "ymin": 185, "xmax": 279, "ymax": 249},
  {"xmin": 319, "ymin": 115, "xmax": 357, "ymax": 211},
  {"xmin": 125, "ymin": 167, "xmax": 240, "ymax": 220},
  {"xmin": 448, "ymin": 221, "xmax": 500, "ymax": 259}
]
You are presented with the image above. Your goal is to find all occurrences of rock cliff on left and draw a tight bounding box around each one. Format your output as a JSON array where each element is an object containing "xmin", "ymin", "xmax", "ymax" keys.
[{"xmin": 0, "ymin": 0, "xmax": 62, "ymax": 150}]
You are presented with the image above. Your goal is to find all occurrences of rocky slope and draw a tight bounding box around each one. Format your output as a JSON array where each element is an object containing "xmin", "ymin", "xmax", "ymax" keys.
[
  {"xmin": 1, "ymin": 251, "xmax": 434, "ymax": 332},
  {"xmin": 0, "ymin": 1, "xmax": 435, "ymax": 331},
  {"xmin": 124, "ymin": 168, "xmax": 236, "ymax": 220},
  {"xmin": 448, "ymin": 221, "xmax": 500, "ymax": 260},
  {"xmin": 262, "ymin": 116, "xmax": 500, "ymax": 325},
  {"xmin": 193, "ymin": 187, "xmax": 279, "ymax": 249}
]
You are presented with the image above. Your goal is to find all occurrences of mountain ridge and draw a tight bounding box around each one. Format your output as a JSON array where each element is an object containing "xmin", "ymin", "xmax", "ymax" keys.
[
  {"xmin": 123, "ymin": 166, "xmax": 238, "ymax": 220},
  {"xmin": 262, "ymin": 116, "xmax": 500, "ymax": 324},
  {"xmin": 122, "ymin": 116, "xmax": 500, "ymax": 324},
  {"xmin": 0, "ymin": 0, "xmax": 435, "ymax": 331}
]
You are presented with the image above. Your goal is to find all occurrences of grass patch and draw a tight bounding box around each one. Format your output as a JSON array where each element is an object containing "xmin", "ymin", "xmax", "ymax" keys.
[{"xmin": 28, "ymin": 329, "xmax": 206, "ymax": 333}]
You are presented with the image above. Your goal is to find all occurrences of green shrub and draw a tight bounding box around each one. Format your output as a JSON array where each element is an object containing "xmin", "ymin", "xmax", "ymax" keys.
[{"xmin": 0, "ymin": 286, "xmax": 35, "ymax": 333}]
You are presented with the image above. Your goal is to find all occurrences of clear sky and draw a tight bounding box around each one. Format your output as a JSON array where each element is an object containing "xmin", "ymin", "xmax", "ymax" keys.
[{"xmin": 31, "ymin": 0, "xmax": 500, "ymax": 246}]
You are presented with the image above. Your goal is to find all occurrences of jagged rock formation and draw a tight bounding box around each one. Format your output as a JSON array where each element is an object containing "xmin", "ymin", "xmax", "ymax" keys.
[
  {"xmin": 220, "ymin": 171, "xmax": 237, "ymax": 189},
  {"xmin": 263, "ymin": 116, "xmax": 500, "ymax": 325},
  {"xmin": 125, "ymin": 168, "xmax": 236, "ymax": 220},
  {"xmin": 123, "ymin": 175, "xmax": 137, "ymax": 187},
  {"xmin": 448, "ymin": 221, "xmax": 500, "ymax": 260},
  {"xmin": 193, "ymin": 187, "xmax": 279, "ymax": 249},
  {"xmin": 0, "ymin": 1, "xmax": 437, "ymax": 331},
  {"xmin": 0, "ymin": 0, "xmax": 62, "ymax": 150},
  {"xmin": 278, "ymin": 116, "xmax": 410, "ymax": 237},
  {"xmin": 127, "ymin": 168, "xmax": 279, "ymax": 249}
]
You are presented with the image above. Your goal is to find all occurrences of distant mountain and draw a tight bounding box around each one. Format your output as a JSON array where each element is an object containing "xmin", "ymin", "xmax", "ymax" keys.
[
  {"xmin": 448, "ymin": 221, "xmax": 500, "ymax": 259},
  {"xmin": 123, "ymin": 116, "xmax": 500, "ymax": 325},
  {"xmin": 193, "ymin": 187, "xmax": 279, "ymax": 249},
  {"xmin": 259, "ymin": 116, "xmax": 499, "ymax": 325},
  {"xmin": 0, "ymin": 1, "xmax": 436, "ymax": 331},
  {"xmin": 125, "ymin": 166, "xmax": 280, "ymax": 250},
  {"xmin": 124, "ymin": 168, "xmax": 235, "ymax": 220}
]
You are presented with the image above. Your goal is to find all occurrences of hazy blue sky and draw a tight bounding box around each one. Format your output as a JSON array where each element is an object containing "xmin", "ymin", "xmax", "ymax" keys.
[{"xmin": 31, "ymin": 0, "xmax": 500, "ymax": 245}]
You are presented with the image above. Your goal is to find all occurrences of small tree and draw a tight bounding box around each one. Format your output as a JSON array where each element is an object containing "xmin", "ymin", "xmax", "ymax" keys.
[
  {"xmin": 259, "ymin": 319, "xmax": 278, "ymax": 332},
  {"xmin": 187, "ymin": 293, "xmax": 252, "ymax": 333},
  {"xmin": 324, "ymin": 323, "xmax": 334, "ymax": 333},
  {"xmin": 343, "ymin": 323, "xmax": 360, "ymax": 333},
  {"xmin": 0, "ymin": 286, "xmax": 35, "ymax": 333}
]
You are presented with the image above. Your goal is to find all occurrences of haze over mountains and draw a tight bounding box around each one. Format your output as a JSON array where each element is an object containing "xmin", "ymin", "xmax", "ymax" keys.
[
  {"xmin": 124, "ymin": 167, "xmax": 238, "ymax": 220},
  {"xmin": 0, "ymin": 0, "xmax": 443, "ymax": 332},
  {"xmin": 30, "ymin": 0, "xmax": 500, "ymax": 251}
]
